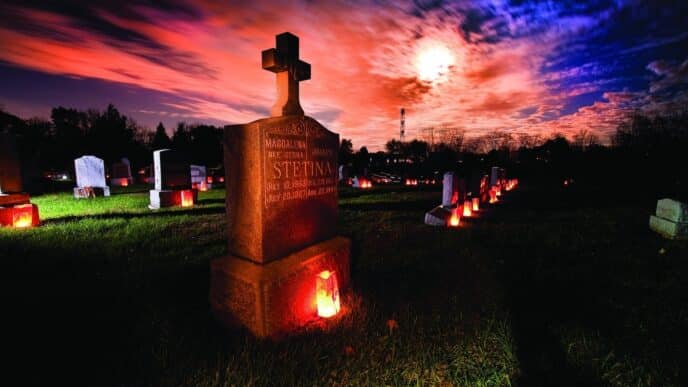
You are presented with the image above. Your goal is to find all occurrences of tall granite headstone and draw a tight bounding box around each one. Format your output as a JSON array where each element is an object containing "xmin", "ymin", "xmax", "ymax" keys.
[
  {"xmin": 0, "ymin": 133, "xmax": 26, "ymax": 204},
  {"xmin": 149, "ymin": 149, "xmax": 195, "ymax": 209},
  {"xmin": 0, "ymin": 132, "xmax": 39, "ymax": 226},
  {"xmin": 210, "ymin": 32, "xmax": 350, "ymax": 338},
  {"xmin": 73, "ymin": 155, "xmax": 110, "ymax": 198}
]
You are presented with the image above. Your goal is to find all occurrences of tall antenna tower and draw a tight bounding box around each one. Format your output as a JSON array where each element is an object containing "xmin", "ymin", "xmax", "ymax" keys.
[{"xmin": 400, "ymin": 108, "xmax": 406, "ymax": 142}]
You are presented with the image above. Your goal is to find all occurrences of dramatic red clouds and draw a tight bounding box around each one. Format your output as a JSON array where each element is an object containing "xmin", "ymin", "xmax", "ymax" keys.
[{"xmin": 0, "ymin": 1, "xmax": 685, "ymax": 149}]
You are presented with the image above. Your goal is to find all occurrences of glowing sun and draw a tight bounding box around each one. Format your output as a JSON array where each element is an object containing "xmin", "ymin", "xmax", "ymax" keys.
[{"xmin": 415, "ymin": 44, "xmax": 455, "ymax": 82}]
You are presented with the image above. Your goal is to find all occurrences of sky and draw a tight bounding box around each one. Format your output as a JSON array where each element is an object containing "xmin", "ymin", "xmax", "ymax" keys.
[{"xmin": 0, "ymin": 0, "xmax": 686, "ymax": 150}]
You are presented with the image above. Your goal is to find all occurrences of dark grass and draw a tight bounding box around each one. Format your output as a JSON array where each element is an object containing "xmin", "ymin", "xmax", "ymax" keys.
[{"xmin": 1, "ymin": 183, "xmax": 686, "ymax": 386}]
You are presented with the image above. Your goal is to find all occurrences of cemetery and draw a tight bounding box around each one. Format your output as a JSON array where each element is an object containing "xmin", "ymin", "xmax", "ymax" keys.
[{"xmin": 2, "ymin": 3, "xmax": 688, "ymax": 386}]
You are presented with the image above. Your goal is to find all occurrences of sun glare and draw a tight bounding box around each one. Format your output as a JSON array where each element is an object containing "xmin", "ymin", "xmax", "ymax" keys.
[{"xmin": 415, "ymin": 43, "xmax": 455, "ymax": 82}]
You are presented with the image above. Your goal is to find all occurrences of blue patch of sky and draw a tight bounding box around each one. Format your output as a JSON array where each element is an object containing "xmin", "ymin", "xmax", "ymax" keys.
[
  {"xmin": 0, "ymin": 62, "xmax": 222, "ymax": 129},
  {"xmin": 536, "ymin": 0, "xmax": 688, "ymax": 114}
]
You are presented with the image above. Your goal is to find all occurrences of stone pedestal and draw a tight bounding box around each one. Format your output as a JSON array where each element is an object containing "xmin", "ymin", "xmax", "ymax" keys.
[
  {"xmin": 424, "ymin": 205, "xmax": 453, "ymax": 226},
  {"xmin": 650, "ymin": 215, "xmax": 688, "ymax": 240},
  {"xmin": 148, "ymin": 189, "xmax": 197, "ymax": 209},
  {"xmin": 210, "ymin": 237, "xmax": 350, "ymax": 338},
  {"xmin": 73, "ymin": 186, "xmax": 110, "ymax": 198},
  {"xmin": 0, "ymin": 193, "xmax": 30, "ymax": 207},
  {"xmin": 0, "ymin": 203, "xmax": 40, "ymax": 227}
]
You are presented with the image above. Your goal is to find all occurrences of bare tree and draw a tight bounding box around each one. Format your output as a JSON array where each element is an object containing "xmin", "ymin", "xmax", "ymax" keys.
[
  {"xmin": 463, "ymin": 136, "xmax": 489, "ymax": 154},
  {"xmin": 517, "ymin": 133, "xmax": 544, "ymax": 148},
  {"xmin": 435, "ymin": 126, "xmax": 465, "ymax": 152},
  {"xmin": 572, "ymin": 129, "xmax": 600, "ymax": 150}
]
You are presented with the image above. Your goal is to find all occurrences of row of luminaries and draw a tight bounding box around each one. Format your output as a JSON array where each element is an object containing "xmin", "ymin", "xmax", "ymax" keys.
[
  {"xmin": 339, "ymin": 166, "xmax": 438, "ymax": 188},
  {"xmin": 72, "ymin": 150, "xmax": 218, "ymax": 209},
  {"xmin": 349, "ymin": 175, "xmax": 434, "ymax": 189},
  {"xmin": 425, "ymin": 166, "xmax": 518, "ymax": 227}
]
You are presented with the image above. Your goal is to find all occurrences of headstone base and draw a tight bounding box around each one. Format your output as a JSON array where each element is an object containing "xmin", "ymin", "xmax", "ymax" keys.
[
  {"xmin": 73, "ymin": 186, "xmax": 110, "ymax": 198},
  {"xmin": 209, "ymin": 236, "xmax": 351, "ymax": 338},
  {"xmin": 0, "ymin": 193, "xmax": 30, "ymax": 207},
  {"xmin": 148, "ymin": 189, "xmax": 197, "ymax": 209},
  {"xmin": 649, "ymin": 215, "xmax": 688, "ymax": 240},
  {"xmin": 0, "ymin": 203, "xmax": 40, "ymax": 227},
  {"xmin": 424, "ymin": 205, "xmax": 452, "ymax": 226}
]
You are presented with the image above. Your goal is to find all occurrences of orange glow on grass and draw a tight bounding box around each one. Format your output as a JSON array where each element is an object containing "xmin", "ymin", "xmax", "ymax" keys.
[
  {"xmin": 181, "ymin": 190, "xmax": 194, "ymax": 207},
  {"xmin": 316, "ymin": 270, "xmax": 340, "ymax": 318},
  {"xmin": 462, "ymin": 200, "xmax": 472, "ymax": 217},
  {"xmin": 472, "ymin": 197, "xmax": 480, "ymax": 211}
]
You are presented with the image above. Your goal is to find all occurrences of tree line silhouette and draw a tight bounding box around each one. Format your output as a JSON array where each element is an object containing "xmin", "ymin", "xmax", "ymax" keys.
[
  {"xmin": 339, "ymin": 111, "xmax": 688, "ymax": 200},
  {"xmin": 2, "ymin": 104, "xmax": 686, "ymax": 199},
  {"xmin": 0, "ymin": 104, "xmax": 223, "ymax": 183}
]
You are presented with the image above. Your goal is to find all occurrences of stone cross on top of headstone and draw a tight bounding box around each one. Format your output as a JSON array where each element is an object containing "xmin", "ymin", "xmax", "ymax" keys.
[{"xmin": 262, "ymin": 32, "xmax": 311, "ymax": 117}]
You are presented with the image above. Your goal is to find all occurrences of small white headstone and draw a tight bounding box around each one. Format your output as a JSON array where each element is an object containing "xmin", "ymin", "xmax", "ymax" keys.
[
  {"xmin": 74, "ymin": 155, "xmax": 110, "ymax": 198},
  {"xmin": 190, "ymin": 165, "xmax": 207, "ymax": 188},
  {"xmin": 75, "ymin": 155, "xmax": 107, "ymax": 188},
  {"xmin": 650, "ymin": 198, "xmax": 688, "ymax": 240},
  {"xmin": 656, "ymin": 198, "xmax": 688, "ymax": 223}
]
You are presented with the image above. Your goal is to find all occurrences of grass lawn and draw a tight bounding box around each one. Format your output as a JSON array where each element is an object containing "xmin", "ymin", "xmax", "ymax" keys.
[{"xmin": 2, "ymin": 183, "xmax": 686, "ymax": 386}]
